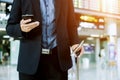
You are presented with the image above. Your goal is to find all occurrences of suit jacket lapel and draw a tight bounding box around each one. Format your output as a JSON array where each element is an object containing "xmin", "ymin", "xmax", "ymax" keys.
[
  {"xmin": 55, "ymin": 0, "xmax": 61, "ymax": 20},
  {"xmin": 31, "ymin": 0, "xmax": 40, "ymax": 12},
  {"xmin": 31, "ymin": 0, "xmax": 42, "ymax": 21}
]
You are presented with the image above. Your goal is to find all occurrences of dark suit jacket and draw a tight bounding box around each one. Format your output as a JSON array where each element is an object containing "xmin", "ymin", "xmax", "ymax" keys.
[{"xmin": 6, "ymin": 0, "xmax": 80, "ymax": 75}]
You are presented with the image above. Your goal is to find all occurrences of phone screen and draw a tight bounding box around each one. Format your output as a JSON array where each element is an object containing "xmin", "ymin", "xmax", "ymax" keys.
[
  {"xmin": 73, "ymin": 40, "xmax": 84, "ymax": 52},
  {"xmin": 22, "ymin": 14, "xmax": 34, "ymax": 20}
]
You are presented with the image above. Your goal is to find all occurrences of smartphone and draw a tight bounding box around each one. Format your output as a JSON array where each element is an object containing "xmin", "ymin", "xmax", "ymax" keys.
[
  {"xmin": 73, "ymin": 40, "xmax": 84, "ymax": 53},
  {"xmin": 22, "ymin": 14, "xmax": 34, "ymax": 21}
]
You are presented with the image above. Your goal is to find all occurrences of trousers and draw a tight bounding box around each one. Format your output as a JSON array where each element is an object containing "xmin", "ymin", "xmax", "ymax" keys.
[{"xmin": 19, "ymin": 47, "xmax": 68, "ymax": 80}]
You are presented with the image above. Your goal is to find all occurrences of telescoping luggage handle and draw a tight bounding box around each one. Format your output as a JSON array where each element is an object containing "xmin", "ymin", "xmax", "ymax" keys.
[
  {"xmin": 70, "ymin": 47, "xmax": 80, "ymax": 80},
  {"xmin": 70, "ymin": 40, "xmax": 84, "ymax": 80}
]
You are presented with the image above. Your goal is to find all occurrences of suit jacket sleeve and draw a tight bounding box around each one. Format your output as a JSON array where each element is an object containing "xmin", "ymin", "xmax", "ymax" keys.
[
  {"xmin": 67, "ymin": 0, "xmax": 80, "ymax": 45},
  {"xmin": 6, "ymin": 0, "xmax": 26, "ymax": 38}
]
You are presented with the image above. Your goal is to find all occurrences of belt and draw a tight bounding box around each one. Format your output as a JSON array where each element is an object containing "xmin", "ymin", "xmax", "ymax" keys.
[
  {"xmin": 42, "ymin": 48, "xmax": 51, "ymax": 54},
  {"xmin": 41, "ymin": 47, "xmax": 57, "ymax": 54}
]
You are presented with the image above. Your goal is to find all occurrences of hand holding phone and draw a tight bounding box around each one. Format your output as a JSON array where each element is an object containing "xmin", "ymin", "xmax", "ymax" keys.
[
  {"xmin": 72, "ymin": 40, "xmax": 84, "ymax": 57},
  {"xmin": 20, "ymin": 14, "xmax": 39, "ymax": 32},
  {"xmin": 22, "ymin": 14, "xmax": 34, "ymax": 22}
]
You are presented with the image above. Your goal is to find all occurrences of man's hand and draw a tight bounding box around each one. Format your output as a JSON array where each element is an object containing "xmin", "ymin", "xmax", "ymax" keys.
[
  {"xmin": 20, "ymin": 19, "xmax": 40, "ymax": 32},
  {"xmin": 71, "ymin": 44, "xmax": 84, "ymax": 57}
]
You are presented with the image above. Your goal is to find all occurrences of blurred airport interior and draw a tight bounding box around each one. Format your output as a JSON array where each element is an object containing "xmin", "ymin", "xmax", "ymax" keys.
[{"xmin": 1, "ymin": 0, "xmax": 120, "ymax": 80}]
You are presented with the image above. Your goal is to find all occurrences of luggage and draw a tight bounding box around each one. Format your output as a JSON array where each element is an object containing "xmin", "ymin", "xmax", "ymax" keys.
[{"xmin": 68, "ymin": 47, "xmax": 80, "ymax": 80}]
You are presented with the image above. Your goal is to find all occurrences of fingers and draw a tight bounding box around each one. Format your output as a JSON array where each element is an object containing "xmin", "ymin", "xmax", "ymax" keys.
[
  {"xmin": 78, "ymin": 46, "xmax": 84, "ymax": 58},
  {"xmin": 20, "ymin": 19, "xmax": 40, "ymax": 32},
  {"xmin": 71, "ymin": 44, "xmax": 78, "ymax": 51},
  {"xmin": 72, "ymin": 44, "xmax": 80, "ymax": 53},
  {"xmin": 71, "ymin": 44, "xmax": 84, "ymax": 57},
  {"xmin": 26, "ymin": 21, "xmax": 39, "ymax": 29},
  {"xmin": 21, "ymin": 19, "xmax": 32, "ymax": 24}
]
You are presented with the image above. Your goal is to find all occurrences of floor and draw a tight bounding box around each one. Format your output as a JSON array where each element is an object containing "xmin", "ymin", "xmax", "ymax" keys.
[{"xmin": 0, "ymin": 63, "xmax": 119, "ymax": 80}]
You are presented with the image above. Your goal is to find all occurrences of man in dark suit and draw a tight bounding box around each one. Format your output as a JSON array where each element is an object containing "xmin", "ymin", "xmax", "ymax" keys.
[{"xmin": 6, "ymin": 0, "xmax": 84, "ymax": 80}]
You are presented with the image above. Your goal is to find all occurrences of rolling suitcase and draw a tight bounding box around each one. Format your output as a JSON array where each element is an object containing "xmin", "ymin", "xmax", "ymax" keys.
[{"xmin": 70, "ymin": 47, "xmax": 80, "ymax": 80}]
